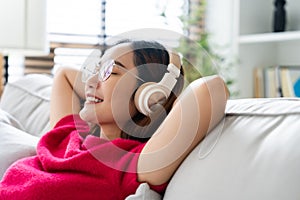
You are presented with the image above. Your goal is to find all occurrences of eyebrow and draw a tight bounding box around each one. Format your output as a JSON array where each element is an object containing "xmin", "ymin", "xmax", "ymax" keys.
[{"xmin": 114, "ymin": 60, "xmax": 126, "ymax": 68}]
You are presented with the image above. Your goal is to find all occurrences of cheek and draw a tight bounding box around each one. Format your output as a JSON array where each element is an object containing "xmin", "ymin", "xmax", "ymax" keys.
[{"xmin": 111, "ymin": 76, "xmax": 139, "ymax": 123}]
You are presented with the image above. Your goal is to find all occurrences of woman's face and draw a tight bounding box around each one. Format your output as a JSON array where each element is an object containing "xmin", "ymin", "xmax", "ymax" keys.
[{"xmin": 79, "ymin": 43, "xmax": 139, "ymax": 139}]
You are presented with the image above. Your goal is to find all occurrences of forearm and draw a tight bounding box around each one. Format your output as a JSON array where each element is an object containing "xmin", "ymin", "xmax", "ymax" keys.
[
  {"xmin": 50, "ymin": 67, "xmax": 85, "ymax": 128},
  {"xmin": 138, "ymin": 75, "xmax": 229, "ymax": 185}
]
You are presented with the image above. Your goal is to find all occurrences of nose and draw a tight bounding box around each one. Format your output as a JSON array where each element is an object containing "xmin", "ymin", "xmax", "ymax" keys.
[{"xmin": 86, "ymin": 73, "xmax": 100, "ymax": 88}]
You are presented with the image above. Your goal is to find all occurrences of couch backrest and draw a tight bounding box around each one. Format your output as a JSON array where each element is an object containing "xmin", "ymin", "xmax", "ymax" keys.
[
  {"xmin": 0, "ymin": 74, "xmax": 53, "ymax": 137},
  {"xmin": 164, "ymin": 98, "xmax": 300, "ymax": 200}
]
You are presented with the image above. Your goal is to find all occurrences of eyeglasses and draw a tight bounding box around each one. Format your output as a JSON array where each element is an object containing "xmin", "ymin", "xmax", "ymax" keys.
[{"xmin": 81, "ymin": 50, "xmax": 145, "ymax": 83}]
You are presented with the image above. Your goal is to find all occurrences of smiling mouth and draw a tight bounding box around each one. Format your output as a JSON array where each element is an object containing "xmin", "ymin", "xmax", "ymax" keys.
[{"xmin": 86, "ymin": 96, "xmax": 103, "ymax": 103}]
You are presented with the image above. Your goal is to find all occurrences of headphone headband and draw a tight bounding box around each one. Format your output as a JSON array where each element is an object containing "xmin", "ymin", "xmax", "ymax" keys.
[{"xmin": 168, "ymin": 50, "xmax": 181, "ymax": 71}]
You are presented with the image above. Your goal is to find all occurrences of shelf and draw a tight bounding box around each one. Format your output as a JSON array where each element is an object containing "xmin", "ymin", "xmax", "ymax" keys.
[{"xmin": 239, "ymin": 31, "xmax": 300, "ymax": 44}]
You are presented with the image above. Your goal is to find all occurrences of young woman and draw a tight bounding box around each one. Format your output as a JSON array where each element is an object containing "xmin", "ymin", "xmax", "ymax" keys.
[{"xmin": 0, "ymin": 40, "xmax": 229, "ymax": 199}]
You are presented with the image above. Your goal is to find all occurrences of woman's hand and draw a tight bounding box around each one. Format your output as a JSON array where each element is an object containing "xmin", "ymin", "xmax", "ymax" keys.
[{"xmin": 50, "ymin": 67, "xmax": 85, "ymax": 128}]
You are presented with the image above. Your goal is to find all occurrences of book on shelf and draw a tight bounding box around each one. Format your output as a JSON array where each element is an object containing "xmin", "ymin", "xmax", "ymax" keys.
[{"xmin": 254, "ymin": 66, "xmax": 300, "ymax": 98}]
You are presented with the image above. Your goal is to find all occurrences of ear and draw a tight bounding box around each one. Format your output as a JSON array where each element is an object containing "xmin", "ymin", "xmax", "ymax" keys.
[{"xmin": 134, "ymin": 82, "xmax": 169, "ymax": 116}]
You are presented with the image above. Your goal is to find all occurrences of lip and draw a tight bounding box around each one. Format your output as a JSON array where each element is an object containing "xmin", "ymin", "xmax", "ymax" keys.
[{"xmin": 86, "ymin": 93, "xmax": 104, "ymax": 104}]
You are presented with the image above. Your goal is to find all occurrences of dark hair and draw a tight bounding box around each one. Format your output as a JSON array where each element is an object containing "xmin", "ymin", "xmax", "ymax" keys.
[
  {"xmin": 120, "ymin": 40, "xmax": 185, "ymax": 142},
  {"xmin": 90, "ymin": 40, "xmax": 184, "ymax": 142}
]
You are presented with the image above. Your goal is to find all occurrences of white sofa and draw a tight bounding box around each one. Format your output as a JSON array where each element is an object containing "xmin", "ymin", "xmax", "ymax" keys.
[{"xmin": 0, "ymin": 74, "xmax": 300, "ymax": 199}]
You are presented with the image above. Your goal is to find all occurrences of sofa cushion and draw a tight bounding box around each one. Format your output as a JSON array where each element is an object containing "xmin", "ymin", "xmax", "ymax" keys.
[
  {"xmin": 0, "ymin": 110, "xmax": 39, "ymax": 179},
  {"xmin": 0, "ymin": 74, "xmax": 53, "ymax": 137},
  {"xmin": 164, "ymin": 98, "xmax": 300, "ymax": 200}
]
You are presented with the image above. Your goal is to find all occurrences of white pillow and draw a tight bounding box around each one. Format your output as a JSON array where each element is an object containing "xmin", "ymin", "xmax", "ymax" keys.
[
  {"xmin": 0, "ymin": 119, "xmax": 39, "ymax": 179},
  {"xmin": 125, "ymin": 183, "xmax": 162, "ymax": 200},
  {"xmin": 0, "ymin": 109, "xmax": 24, "ymax": 130}
]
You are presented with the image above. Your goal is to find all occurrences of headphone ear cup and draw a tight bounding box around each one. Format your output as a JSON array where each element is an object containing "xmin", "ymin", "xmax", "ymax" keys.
[{"xmin": 134, "ymin": 82, "xmax": 168, "ymax": 116}]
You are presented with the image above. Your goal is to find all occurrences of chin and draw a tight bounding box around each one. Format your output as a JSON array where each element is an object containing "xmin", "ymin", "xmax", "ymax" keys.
[{"xmin": 79, "ymin": 108, "xmax": 98, "ymax": 124}]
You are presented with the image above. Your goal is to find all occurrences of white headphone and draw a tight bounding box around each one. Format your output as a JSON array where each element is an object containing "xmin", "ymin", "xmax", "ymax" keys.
[{"xmin": 134, "ymin": 51, "xmax": 181, "ymax": 116}]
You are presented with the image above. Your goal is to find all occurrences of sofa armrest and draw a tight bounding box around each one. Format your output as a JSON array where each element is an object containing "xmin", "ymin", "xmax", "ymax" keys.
[{"xmin": 0, "ymin": 74, "xmax": 53, "ymax": 137}]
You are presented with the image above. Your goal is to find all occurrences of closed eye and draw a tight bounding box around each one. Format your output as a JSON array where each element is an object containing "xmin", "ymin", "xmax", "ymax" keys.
[
  {"xmin": 110, "ymin": 68, "xmax": 121, "ymax": 75},
  {"xmin": 111, "ymin": 65, "xmax": 124, "ymax": 75}
]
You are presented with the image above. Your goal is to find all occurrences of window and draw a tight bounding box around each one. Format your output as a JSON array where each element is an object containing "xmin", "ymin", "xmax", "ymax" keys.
[
  {"xmin": 47, "ymin": 0, "xmax": 102, "ymax": 45},
  {"xmin": 34, "ymin": 0, "xmax": 186, "ymax": 74},
  {"xmin": 105, "ymin": 0, "xmax": 184, "ymax": 36},
  {"xmin": 48, "ymin": 0, "xmax": 186, "ymax": 43}
]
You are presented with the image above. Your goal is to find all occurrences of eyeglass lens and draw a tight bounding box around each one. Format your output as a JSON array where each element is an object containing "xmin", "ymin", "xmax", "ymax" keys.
[
  {"xmin": 81, "ymin": 49, "xmax": 102, "ymax": 82},
  {"xmin": 99, "ymin": 60, "xmax": 114, "ymax": 82}
]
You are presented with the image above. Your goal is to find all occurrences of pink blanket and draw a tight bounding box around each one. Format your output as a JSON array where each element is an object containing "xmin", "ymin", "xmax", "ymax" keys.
[{"xmin": 0, "ymin": 115, "xmax": 166, "ymax": 200}]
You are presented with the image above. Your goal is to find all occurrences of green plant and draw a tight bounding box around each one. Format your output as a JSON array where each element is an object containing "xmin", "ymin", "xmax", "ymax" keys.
[{"xmin": 176, "ymin": 0, "xmax": 238, "ymax": 96}]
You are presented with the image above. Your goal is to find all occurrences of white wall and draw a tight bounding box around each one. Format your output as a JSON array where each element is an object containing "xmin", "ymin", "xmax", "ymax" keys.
[
  {"xmin": 205, "ymin": 0, "xmax": 239, "ymax": 97},
  {"xmin": 205, "ymin": 0, "xmax": 236, "ymax": 55}
]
